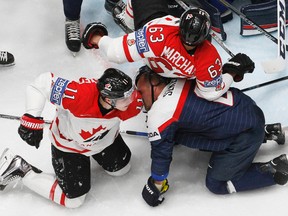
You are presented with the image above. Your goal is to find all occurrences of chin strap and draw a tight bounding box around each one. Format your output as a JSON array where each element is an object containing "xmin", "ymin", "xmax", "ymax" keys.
[
  {"xmin": 100, "ymin": 96, "xmax": 116, "ymax": 109},
  {"xmin": 105, "ymin": 100, "xmax": 115, "ymax": 108}
]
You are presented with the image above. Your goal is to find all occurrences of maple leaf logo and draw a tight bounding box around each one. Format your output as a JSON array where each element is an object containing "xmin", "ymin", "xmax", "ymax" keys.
[{"xmin": 79, "ymin": 125, "xmax": 107, "ymax": 140}]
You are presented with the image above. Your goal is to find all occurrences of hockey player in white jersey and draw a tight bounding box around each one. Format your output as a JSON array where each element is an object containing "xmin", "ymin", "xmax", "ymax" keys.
[{"xmin": 0, "ymin": 68, "xmax": 143, "ymax": 208}]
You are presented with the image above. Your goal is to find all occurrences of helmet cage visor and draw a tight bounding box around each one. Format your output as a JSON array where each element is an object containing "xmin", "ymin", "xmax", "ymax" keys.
[{"xmin": 109, "ymin": 85, "xmax": 136, "ymax": 108}]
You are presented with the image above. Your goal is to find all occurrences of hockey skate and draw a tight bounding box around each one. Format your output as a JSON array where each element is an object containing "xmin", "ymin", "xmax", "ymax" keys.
[
  {"xmin": 105, "ymin": 0, "xmax": 121, "ymax": 14},
  {"xmin": 264, "ymin": 123, "xmax": 285, "ymax": 145},
  {"xmin": 65, "ymin": 18, "xmax": 81, "ymax": 56},
  {"xmin": 0, "ymin": 51, "xmax": 15, "ymax": 66},
  {"xmin": 220, "ymin": 9, "xmax": 233, "ymax": 23},
  {"xmin": 112, "ymin": 1, "xmax": 133, "ymax": 34},
  {"xmin": 0, "ymin": 148, "xmax": 32, "ymax": 191},
  {"xmin": 260, "ymin": 154, "xmax": 288, "ymax": 185}
]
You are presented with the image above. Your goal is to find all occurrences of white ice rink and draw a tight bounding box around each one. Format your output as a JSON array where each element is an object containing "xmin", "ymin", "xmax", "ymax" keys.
[{"xmin": 0, "ymin": 0, "xmax": 287, "ymax": 215}]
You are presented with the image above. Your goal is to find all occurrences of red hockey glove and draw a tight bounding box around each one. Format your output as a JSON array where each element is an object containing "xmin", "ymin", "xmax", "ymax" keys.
[
  {"xmin": 142, "ymin": 176, "xmax": 169, "ymax": 207},
  {"xmin": 82, "ymin": 22, "xmax": 108, "ymax": 49},
  {"xmin": 222, "ymin": 53, "xmax": 255, "ymax": 82},
  {"xmin": 18, "ymin": 113, "xmax": 44, "ymax": 149}
]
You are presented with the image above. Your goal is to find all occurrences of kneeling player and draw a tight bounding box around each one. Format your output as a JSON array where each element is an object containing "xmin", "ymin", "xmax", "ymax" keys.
[{"xmin": 0, "ymin": 68, "xmax": 142, "ymax": 208}]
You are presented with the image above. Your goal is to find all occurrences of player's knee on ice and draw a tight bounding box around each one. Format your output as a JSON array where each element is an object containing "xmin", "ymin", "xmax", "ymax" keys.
[
  {"xmin": 64, "ymin": 194, "xmax": 87, "ymax": 208},
  {"xmin": 205, "ymin": 176, "xmax": 230, "ymax": 194},
  {"xmin": 92, "ymin": 134, "xmax": 131, "ymax": 174}
]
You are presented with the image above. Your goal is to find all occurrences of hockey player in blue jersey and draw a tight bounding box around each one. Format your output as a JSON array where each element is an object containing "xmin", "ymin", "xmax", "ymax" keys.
[{"xmin": 136, "ymin": 66, "xmax": 288, "ymax": 207}]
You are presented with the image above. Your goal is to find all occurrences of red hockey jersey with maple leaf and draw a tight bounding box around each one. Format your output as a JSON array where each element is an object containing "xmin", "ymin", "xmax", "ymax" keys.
[{"xmin": 25, "ymin": 72, "xmax": 142, "ymax": 156}]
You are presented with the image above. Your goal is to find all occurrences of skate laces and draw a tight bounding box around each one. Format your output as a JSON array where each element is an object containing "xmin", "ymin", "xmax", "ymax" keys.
[
  {"xmin": 66, "ymin": 20, "xmax": 80, "ymax": 41},
  {"xmin": 0, "ymin": 51, "xmax": 8, "ymax": 61}
]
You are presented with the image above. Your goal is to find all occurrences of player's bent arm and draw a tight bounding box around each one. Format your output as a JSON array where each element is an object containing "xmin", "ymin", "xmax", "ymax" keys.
[
  {"xmin": 99, "ymin": 35, "xmax": 143, "ymax": 64},
  {"xmin": 25, "ymin": 72, "xmax": 53, "ymax": 116},
  {"xmin": 195, "ymin": 73, "xmax": 234, "ymax": 101},
  {"xmin": 99, "ymin": 36, "xmax": 128, "ymax": 63}
]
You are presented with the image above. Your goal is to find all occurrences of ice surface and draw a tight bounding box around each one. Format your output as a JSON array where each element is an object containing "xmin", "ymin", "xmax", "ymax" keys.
[{"xmin": 0, "ymin": 0, "xmax": 287, "ymax": 215}]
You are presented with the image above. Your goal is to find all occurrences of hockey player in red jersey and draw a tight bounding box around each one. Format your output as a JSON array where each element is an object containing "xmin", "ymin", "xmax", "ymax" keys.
[
  {"xmin": 0, "ymin": 68, "xmax": 143, "ymax": 208},
  {"xmin": 82, "ymin": 0, "xmax": 255, "ymax": 101},
  {"xmin": 135, "ymin": 66, "xmax": 288, "ymax": 207}
]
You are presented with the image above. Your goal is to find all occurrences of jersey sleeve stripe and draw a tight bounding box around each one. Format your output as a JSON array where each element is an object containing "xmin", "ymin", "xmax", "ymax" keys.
[
  {"xmin": 158, "ymin": 81, "xmax": 190, "ymax": 133},
  {"xmin": 123, "ymin": 34, "xmax": 134, "ymax": 62}
]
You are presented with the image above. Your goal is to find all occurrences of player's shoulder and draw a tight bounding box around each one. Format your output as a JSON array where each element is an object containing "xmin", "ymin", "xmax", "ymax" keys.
[
  {"xmin": 61, "ymin": 77, "xmax": 98, "ymax": 107},
  {"xmin": 198, "ymin": 40, "xmax": 217, "ymax": 50},
  {"xmin": 195, "ymin": 40, "xmax": 220, "ymax": 59},
  {"xmin": 147, "ymin": 15, "xmax": 179, "ymax": 27},
  {"xmin": 69, "ymin": 77, "xmax": 98, "ymax": 97},
  {"xmin": 144, "ymin": 15, "xmax": 180, "ymax": 51}
]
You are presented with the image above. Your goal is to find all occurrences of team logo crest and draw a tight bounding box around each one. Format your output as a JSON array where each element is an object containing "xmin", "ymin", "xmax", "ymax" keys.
[
  {"xmin": 127, "ymin": 39, "xmax": 135, "ymax": 46},
  {"xmin": 104, "ymin": 83, "xmax": 112, "ymax": 91},
  {"xmin": 186, "ymin": 14, "xmax": 193, "ymax": 20},
  {"xmin": 80, "ymin": 125, "xmax": 106, "ymax": 140},
  {"xmin": 79, "ymin": 125, "xmax": 109, "ymax": 147}
]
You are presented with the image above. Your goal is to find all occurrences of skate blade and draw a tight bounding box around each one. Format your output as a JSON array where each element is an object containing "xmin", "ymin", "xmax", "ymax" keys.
[
  {"xmin": 71, "ymin": 52, "xmax": 77, "ymax": 57},
  {"xmin": 0, "ymin": 179, "xmax": 21, "ymax": 192},
  {"xmin": 0, "ymin": 148, "xmax": 15, "ymax": 175},
  {"xmin": 0, "ymin": 62, "xmax": 15, "ymax": 67},
  {"xmin": 281, "ymin": 127, "xmax": 288, "ymax": 145}
]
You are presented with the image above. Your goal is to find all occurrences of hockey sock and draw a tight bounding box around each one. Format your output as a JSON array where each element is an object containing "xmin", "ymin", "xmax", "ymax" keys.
[
  {"xmin": 22, "ymin": 170, "xmax": 86, "ymax": 208},
  {"xmin": 125, "ymin": 0, "xmax": 135, "ymax": 30},
  {"xmin": 228, "ymin": 163, "xmax": 275, "ymax": 192},
  {"xmin": 206, "ymin": 163, "xmax": 275, "ymax": 194}
]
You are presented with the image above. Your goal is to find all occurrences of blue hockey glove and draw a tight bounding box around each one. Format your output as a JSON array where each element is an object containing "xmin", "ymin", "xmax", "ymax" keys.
[
  {"xmin": 142, "ymin": 176, "xmax": 169, "ymax": 207},
  {"xmin": 82, "ymin": 22, "xmax": 108, "ymax": 49},
  {"xmin": 222, "ymin": 53, "xmax": 255, "ymax": 82},
  {"xmin": 18, "ymin": 113, "xmax": 44, "ymax": 149}
]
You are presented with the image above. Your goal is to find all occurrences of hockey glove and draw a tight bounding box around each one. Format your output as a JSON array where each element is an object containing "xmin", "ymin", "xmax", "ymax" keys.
[
  {"xmin": 18, "ymin": 113, "xmax": 44, "ymax": 149},
  {"xmin": 222, "ymin": 53, "xmax": 255, "ymax": 82},
  {"xmin": 142, "ymin": 176, "xmax": 169, "ymax": 207},
  {"xmin": 82, "ymin": 22, "xmax": 108, "ymax": 49}
]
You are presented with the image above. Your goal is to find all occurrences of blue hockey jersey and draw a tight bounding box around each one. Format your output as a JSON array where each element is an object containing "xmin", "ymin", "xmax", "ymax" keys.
[{"xmin": 146, "ymin": 78, "xmax": 265, "ymax": 181}]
